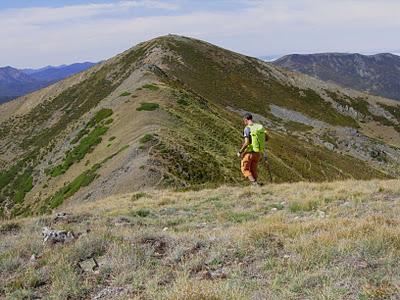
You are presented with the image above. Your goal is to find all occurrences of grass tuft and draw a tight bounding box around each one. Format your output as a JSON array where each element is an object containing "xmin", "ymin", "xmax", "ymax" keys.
[{"xmin": 119, "ymin": 91, "xmax": 131, "ymax": 97}]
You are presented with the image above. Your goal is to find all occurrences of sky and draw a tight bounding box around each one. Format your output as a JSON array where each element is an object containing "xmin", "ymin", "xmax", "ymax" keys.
[{"xmin": 1, "ymin": 0, "xmax": 399, "ymax": 68}]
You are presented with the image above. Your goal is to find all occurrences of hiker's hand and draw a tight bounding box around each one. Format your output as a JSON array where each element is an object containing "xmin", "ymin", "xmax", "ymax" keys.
[{"xmin": 236, "ymin": 152, "xmax": 241, "ymax": 158}]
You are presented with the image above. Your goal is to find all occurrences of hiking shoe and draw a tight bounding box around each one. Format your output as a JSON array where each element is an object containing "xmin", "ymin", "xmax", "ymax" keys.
[{"xmin": 251, "ymin": 181, "xmax": 261, "ymax": 187}]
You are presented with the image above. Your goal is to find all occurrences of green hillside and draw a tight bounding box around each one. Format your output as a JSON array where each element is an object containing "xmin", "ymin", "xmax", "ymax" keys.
[{"xmin": 0, "ymin": 35, "xmax": 398, "ymax": 218}]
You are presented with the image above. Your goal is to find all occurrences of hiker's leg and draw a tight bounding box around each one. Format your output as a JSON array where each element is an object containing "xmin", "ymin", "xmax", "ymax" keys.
[
  {"xmin": 249, "ymin": 153, "xmax": 260, "ymax": 181},
  {"xmin": 251, "ymin": 153, "xmax": 260, "ymax": 180},
  {"xmin": 241, "ymin": 153, "xmax": 253, "ymax": 180}
]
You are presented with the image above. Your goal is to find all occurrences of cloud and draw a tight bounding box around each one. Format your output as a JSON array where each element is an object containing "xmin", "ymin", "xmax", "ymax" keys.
[
  {"xmin": 0, "ymin": 0, "xmax": 399, "ymax": 68},
  {"xmin": 0, "ymin": 1, "xmax": 179, "ymax": 26}
]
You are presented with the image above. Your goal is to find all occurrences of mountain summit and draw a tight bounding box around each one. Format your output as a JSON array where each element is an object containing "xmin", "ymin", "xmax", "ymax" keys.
[
  {"xmin": 1, "ymin": 35, "xmax": 400, "ymax": 217},
  {"xmin": 274, "ymin": 52, "xmax": 400, "ymax": 101}
]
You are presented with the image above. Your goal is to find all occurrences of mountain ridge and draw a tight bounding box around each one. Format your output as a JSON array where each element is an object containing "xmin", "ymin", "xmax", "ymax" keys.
[
  {"xmin": 1, "ymin": 35, "xmax": 400, "ymax": 218},
  {"xmin": 274, "ymin": 52, "xmax": 400, "ymax": 101}
]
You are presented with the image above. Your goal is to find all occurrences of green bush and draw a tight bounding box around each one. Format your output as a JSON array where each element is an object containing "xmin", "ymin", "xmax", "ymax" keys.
[
  {"xmin": 131, "ymin": 208, "xmax": 152, "ymax": 217},
  {"xmin": 119, "ymin": 91, "xmax": 131, "ymax": 97},
  {"xmin": 142, "ymin": 83, "xmax": 159, "ymax": 91},
  {"xmin": 104, "ymin": 118, "xmax": 113, "ymax": 125},
  {"xmin": 88, "ymin": 108, "xmax": 113, "ymax": 127},
  {"xmin": 139, "ymin": 134, "xmax": 154, "ymax": 144},
  {"xmin": 136, "ymin": 102, "xmax": 160, "ymax": 111}
]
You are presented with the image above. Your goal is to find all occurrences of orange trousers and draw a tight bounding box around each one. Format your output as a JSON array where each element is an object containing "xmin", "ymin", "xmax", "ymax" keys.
[{"xmin": 241, "ymin": 152, "xmax": 261, "ymax": 179}]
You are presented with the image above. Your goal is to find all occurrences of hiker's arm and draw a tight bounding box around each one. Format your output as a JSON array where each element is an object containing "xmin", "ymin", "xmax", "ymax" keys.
[{"xmin": 238, "ymin": 137, "xmax": 250, "ymax": 154}]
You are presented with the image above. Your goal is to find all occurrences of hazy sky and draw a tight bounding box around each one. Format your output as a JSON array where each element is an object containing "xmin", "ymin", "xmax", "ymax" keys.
[{"xmin": 1, "ymin": 0, "xmax": 399, "ymax": 68}]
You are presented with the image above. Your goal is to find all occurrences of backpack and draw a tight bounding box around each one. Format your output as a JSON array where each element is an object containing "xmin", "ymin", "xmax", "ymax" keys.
[{"xmin": 246, "ymin": 123, "xmax": 266, "ymax": 153}]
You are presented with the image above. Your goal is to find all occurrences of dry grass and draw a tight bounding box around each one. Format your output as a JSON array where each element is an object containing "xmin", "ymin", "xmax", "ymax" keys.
[{"xmin": 1, "ymin": 179, "xmax": 400, "ymax": 299}]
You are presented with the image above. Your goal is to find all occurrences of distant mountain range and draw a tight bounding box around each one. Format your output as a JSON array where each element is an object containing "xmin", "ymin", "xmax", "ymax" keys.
[
  {"xmin": 259, "ymin": 55, "xmax": 282, "ymax": 62},
  {"xmin": 273, "ymin": 52, "xmax": 400, "ymax": 101},
  {"xmin": 0, "ymin": 62, "xmax": 96, "ymax": 103}
]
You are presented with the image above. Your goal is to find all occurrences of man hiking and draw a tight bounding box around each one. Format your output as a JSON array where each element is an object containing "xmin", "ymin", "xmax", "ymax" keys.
[{"xmin": 237, "ymin": 113, "xmax": 269, "ymax": 185}]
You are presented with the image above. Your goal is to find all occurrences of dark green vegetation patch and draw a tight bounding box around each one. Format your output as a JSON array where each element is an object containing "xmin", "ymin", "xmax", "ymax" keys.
[
  {"xmin": 119, "ymin": 91, "xmax": 131, "ymax": 97},
  {"xmin": 40, "ymin": 145, "xmax": 129, "ymax": 214},
  {"xmin": 142, "ymin": 83, "xmax": 159, "ymax": 91},
  {"xmin": 139, "ymin": 134, "xmax": 154, "ymax": 144},
  {"xmin": 42, "ymin": 164, "xmax": 100, "ymax": 213},
  {"xmin": 136, "ymin": 102, "xmax": 160, "ymax": 111},
  {"xmin": 50, "ymin": 109, "xmax": 113, "ymax": 177}
]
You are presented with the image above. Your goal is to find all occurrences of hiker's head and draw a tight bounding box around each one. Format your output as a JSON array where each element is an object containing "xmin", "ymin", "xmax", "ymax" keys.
[{"xmin": 243, "ymin": 113, "xmax": 253, "ymax": 125}]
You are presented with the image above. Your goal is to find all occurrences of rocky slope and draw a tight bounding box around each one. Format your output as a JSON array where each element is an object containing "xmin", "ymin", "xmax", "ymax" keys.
[
  {"xmin": 1, "ymin": 35, "xmax": 400, "ymax": 218},
  {"xmin": 274, "ymin": 53, "xmax": 400, "ymax": 101}
]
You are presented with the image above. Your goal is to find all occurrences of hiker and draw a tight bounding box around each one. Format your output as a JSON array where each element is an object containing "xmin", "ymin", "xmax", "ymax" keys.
[{"xmin": 237, "ymin": 113, "xmax": 269, "ymax": 185}]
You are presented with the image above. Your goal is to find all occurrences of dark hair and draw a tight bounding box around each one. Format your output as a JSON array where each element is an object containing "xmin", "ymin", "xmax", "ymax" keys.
[{"xmin": 243, "ymin": 113, "xmax": 253, "ymax": 120}]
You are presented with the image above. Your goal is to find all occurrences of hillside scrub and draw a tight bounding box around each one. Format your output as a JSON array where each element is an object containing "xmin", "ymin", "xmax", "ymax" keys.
[
  {"xmin": 119, "ymin": 91, "xmax": 131, "ymax": 97},
  {"xmin": 1, "ymin": 179, "xmax": 400, "ymax": 299},
  {"xmin": 142, "ymin": 83, "xmax": 160, "ymax": 91},
  {"xmin": 50, "ymin": 109, "xmax": 113, "ymax": 177},
  {"xmin": 136, "ymin": 102, "xmax": 160, "ymax": 111},
  {"xmin": 39, "ymin": 145, "xmax": 130, "ymax": 214}
]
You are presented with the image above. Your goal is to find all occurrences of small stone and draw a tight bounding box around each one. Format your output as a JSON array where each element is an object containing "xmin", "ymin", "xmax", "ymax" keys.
[
  {"xmin": 196, "ymin": 222, "xmax": 207, "ymax": 228},
  {"xmin": 210, "ymin": 269, "xmax": 228, "ymax": 279},
  {"xmin": 53, "ymin": 212, "xmax": 72, "ymax": 223},
  {"xmin": 271, "ymin": 207, "xmax": 278, "ymax": 212},
  {"xmin": 78, "ymin": 257, "xmax": 99, "ymax": 273},
  {"xmin": 42, "ymin": 227, "xmax": 75, "ymax": 244},
  {"xmin": 162, "ymin": 227, "xmax": 168, "ymax": 231}
]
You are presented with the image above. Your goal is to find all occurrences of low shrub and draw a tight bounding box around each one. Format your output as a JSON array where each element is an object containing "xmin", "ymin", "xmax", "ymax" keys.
[
  {"xmin": 136, "ymin": 102, "xmax": 160, "ymax": 111},
  {"xmin": 142, "ymin": 83, "xmax": 159, "ymax": 91}
]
